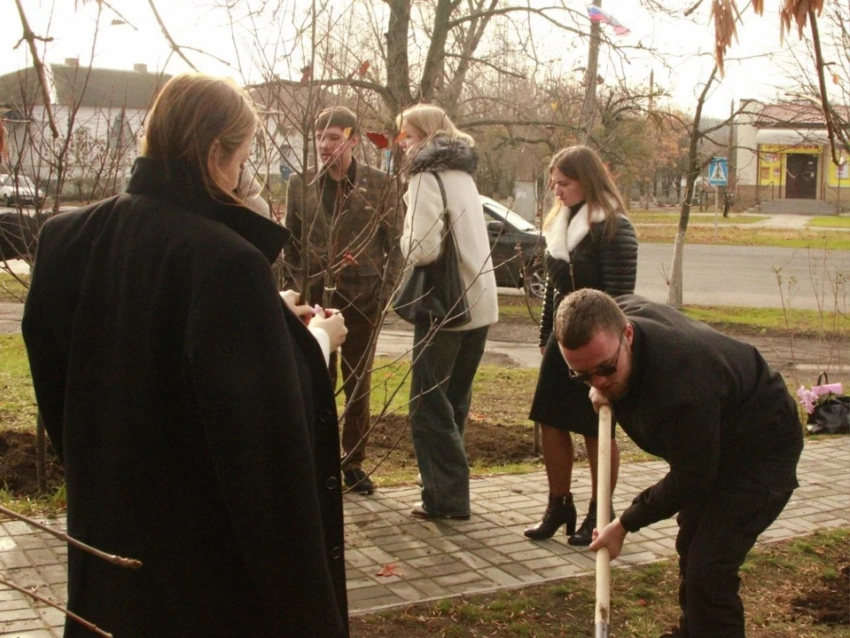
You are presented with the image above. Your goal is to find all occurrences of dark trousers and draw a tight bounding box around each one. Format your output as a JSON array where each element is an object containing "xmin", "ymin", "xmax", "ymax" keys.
[
  {"xmin": 675, "ymin": 477, "xmax": 793, "ymax": 638},
  {"xmin": 329, "ymin": 315, "xmax": 377, "ymax": 470},
  {"xmin": 409, "ymin": 324, "xmax": 489, "ymax": 517}
]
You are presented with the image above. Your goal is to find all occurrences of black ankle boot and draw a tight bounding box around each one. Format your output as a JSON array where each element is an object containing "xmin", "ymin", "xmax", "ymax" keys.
[
  {"xmin": 568, "ymin": 500, "xmax": 615, "ymax": 546},
  {"xmin": 524, "ymin": 493, "xmax": 577, "ymax": 540}
]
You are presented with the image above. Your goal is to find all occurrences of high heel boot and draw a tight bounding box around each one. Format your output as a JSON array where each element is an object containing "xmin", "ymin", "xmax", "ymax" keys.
[
  {"xmin": 568, "ymin": 499, "xmax": 615, "ymax": 546},
  {"xmin": 524, "ymin": 493, "xmax": 577, "ymax": 540}
]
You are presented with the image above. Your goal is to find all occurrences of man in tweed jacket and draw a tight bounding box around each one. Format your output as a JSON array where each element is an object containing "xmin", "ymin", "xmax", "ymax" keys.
[{"xmin": 284, "ymin": 106, "xmax": 403, "ymax": 494}]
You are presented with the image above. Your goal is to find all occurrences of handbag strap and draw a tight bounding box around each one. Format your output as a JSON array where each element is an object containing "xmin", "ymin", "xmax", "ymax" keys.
[
  {"xmin": 817, "ymin": 371, "xmax": 829, "ymax": 386},
  {"xmin": 432, "ymin": 173, "xmax": 463, "ymax": 263},
  {"xmin": 434, "ymin": 172, "xmax": 448, "ymax": 213}
]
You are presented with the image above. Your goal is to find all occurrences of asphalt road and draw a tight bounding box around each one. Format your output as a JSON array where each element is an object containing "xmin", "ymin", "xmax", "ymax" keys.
[
  {"xmin": 633, "ymin": 243, "xmax": 849, "ymax": 311},
  {"xmin": 2, "ymin": 242, "xmax": 848, "ymax": 312}
]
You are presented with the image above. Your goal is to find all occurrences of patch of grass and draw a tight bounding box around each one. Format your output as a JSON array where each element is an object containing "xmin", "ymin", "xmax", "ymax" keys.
[
  {"xmin": 808, "ymin": 216, "xmax": 850, "ymax": 229},
  {"xmin": 635, "ymin": 226, "xmax": 850, "ymax": 250},
  {"xmin": 495, "ymin": 294, "xmax": 847, "ymax": 340},
  {"xmin": 0, "ymin": 483, "xmax": 65, "ymax": 517},
  {"xmin": 351, "ymin": 528, "xmax": 850, "ymax": 637},
  {"xmin": 0, "ymin": 272, "xmax": 29, "ymax": 302},
  {"xmin": 681, "ymin": 305, "xmax": 849, "ymax": 336},
  {"xmin": 629, "ymin": 211, "xmax": 767, "ymax": 225},
  {"xmin": 360, "ymin": 357, "xmax": 544, "ymax": 429},
  {"xmin": 0, "ymin": 334, "xmax": 37, "ymax": 432},
  {"xmin": 498, "ymin": 295, "xmax": 542, "ymax": 322}
]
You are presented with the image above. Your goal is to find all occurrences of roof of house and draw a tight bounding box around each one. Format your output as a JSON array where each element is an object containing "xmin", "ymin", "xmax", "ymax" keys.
[
  {"xmin": 752, "ymin": 100, "xmax": 850, "ymax": 129},
  {"xmin": 0, "ymin": 63, "xmax": 171, "ymax": 111},
  {"xmin": 248, "ymin": 79, "xmax": 337, "ymax": 127}
]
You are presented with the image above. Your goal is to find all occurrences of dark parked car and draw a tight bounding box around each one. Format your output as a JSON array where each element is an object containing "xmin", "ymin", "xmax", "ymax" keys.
[
  {"xmin": 480, "ymin": 196, "xmax": 546, "ymax": 298},
  {"xmin": 0, "ymin": 212, "xmax": 39, "ymax": 261}
]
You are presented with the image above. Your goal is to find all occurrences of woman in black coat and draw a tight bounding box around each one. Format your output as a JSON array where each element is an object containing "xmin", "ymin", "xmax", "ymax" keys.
[
  {"xmin": 524, "ymin": 146, "xmax": 638, "ymax": 545},
  {"xmin": 22, "ymin": 74, "xmax": 349, "ymax": 637}
]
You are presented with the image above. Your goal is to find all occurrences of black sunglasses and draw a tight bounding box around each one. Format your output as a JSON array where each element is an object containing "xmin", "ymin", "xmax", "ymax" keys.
[{"xmin": 568, "ymin": 328, "xmax": 626, "ymax": 385}]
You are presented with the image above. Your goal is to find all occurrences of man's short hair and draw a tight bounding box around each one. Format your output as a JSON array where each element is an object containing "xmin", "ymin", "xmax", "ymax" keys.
[
  {"xmin": 315, "ymin": 106, "xmax": 358, "ymax": 134},
  {"xmin": 554, "ymin": 289, "xmax": 627, "ymax": 349}
]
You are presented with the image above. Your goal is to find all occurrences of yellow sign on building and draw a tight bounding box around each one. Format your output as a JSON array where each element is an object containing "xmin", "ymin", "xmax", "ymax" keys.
[
  {"xmin": 758, "ymin": 145, "xmax": 784, "ymax": 186},
  {"xmin": 826, "ymin": 156, "xmax": 849, "ymax": 187}
]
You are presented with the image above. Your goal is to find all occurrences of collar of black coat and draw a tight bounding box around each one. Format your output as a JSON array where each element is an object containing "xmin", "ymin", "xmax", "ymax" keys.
[
  {"xmin": 126, "ymin": 157, "xmax": 290, "ymax": 264},
  {"xmin": 408, "ymin": 136, "xmax": 478, "ymax": 176}
]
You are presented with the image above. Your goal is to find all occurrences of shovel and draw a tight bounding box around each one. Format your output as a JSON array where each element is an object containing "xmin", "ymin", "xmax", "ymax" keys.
[{"xmin": 594, "ymin": 404, "xmax": 613, "ymax": 638}]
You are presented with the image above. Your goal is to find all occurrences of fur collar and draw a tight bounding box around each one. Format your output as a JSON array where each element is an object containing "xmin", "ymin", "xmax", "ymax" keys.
[
  {"xmin": 408, "ymin": 136, "xmax": 478, "ymax": 176},
  {"xmin": 543, "ymin": 202, "xmax": 606, "ymax": 262}
]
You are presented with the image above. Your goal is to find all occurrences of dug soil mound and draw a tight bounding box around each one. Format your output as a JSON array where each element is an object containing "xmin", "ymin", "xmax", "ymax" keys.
[
  {"xmin": 0, "ymin": 430, "xmax": 63, "ymax": 496},
  {"xmin": 791, "ymin": 564, "xmax": 850, "ymax": 626},
  {"xmin": 369, "ymin": 413, "xmax": 542, "ymax": 468}
]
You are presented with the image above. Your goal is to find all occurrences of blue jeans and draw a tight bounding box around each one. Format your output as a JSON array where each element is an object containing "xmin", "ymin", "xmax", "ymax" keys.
[{"xmin": 409, "ymin": 324, "xmax": 489, "ymax": 517}]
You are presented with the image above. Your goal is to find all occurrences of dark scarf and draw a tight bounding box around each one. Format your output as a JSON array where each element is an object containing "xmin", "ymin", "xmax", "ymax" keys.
[{"xmin": 408, "ymin": 136, "xmax": 478, "ymax": 177}]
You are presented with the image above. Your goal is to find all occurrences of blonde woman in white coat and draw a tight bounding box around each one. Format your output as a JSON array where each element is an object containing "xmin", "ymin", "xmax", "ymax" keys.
[{"xmin": 397, "ymin": 104, "xmax": 499, "ymax": 520}]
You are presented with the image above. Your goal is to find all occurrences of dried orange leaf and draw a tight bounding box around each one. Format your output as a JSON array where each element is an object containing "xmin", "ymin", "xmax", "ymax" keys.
[{"xmin": 376, "ymin": 563, "xmax": 404, "ymax": 577}]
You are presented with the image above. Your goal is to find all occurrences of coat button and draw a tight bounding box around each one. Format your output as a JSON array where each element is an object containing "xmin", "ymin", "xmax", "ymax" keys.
[
  {"xmin": 320, "ymin": 409, "xmax": 333, "ymax": 423},
  {"xmin": 326, "ymin": 476, "xmax": 338, "ymax": 489},
  {"xmin": 331, "ymin": 546, "xmax": 342, "ymax": 559}
]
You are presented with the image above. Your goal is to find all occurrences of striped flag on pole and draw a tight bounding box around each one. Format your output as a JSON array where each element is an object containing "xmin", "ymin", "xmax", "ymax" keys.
[{"xmin": 587, "ymin": 6, "xmax": 631, "ymax": 36}]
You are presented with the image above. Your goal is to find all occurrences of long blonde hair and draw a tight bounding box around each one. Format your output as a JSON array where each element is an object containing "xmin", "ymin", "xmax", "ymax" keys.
[
  {"xmin": 543, "ymin": 145, "xmax": 626, "ymax": 240},
  {"xmin": 141, "ymin": 73, "xmax": 258, "ymax": 204},
  {"xmin": 396, "ymin": 104, "xmax": 474, "ymax": 157}
]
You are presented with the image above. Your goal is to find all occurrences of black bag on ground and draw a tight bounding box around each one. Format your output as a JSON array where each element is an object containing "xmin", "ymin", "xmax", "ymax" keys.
[
  {"xmin": 393, "ymin": 174, "xmax": 471, "ymax": 328},
  {"xmin": 806, "ymin": 372, "xmax": 850, "ymax": 435}
]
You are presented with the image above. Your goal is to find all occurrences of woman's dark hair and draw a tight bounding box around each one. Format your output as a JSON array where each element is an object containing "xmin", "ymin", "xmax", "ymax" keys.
[{"xmin": 544, "ymin": 145, "xmax": 626, "ymax": 241}]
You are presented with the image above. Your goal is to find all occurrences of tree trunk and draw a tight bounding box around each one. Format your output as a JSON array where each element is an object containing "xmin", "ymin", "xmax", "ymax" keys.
[
  {"xmin": 578, "ymin": 0, "xmax": 602, "ymax": 142},
  {"xmin": 418, "ymin": 0, "xmax": 454, "ymax": 103},
  {"xmin": 667, "ymin": 66, "xmax": 718, "ymax": 308},
  {"xmin": 441, "ymin": 0, "xmax": 498, "ymax": 114},
  {"xmin": 385, "ymin": 0, "xmax": 413, "ymax": 113}
]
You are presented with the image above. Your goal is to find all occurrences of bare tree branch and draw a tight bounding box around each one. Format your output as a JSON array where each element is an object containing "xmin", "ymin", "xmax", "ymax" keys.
[
  {"xmin": 806, "ymin": 6, "xmax": 847, "ymax": 164},
  {"xmin": 0, "ymin": 505, "xmax": 142, "ymax": 570},
  {"xmin": 12, "ymin": 0, "xmax": 60, "ymax": 139},
  {"xmin": 0, "ymin": 574, "xmax": 114, "ymax": 638},
  {"xmin": 146, "ymin": 0, "xmax": 198, "ymax": 71}
]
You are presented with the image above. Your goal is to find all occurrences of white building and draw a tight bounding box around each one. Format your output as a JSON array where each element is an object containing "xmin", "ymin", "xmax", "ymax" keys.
[{"xmin": 0, "ymin": 59, "xmax": 170, "ymax": 199}]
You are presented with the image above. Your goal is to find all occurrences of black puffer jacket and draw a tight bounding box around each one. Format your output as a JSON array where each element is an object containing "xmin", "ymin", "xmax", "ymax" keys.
[{"xmin": 538, "ymin": 202, "xmax": 638, "ymax": 346}]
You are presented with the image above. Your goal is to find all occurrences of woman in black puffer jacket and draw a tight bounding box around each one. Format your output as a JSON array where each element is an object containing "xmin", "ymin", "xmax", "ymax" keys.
[{"xmin": 525, "ymin": 146, "xmax": 638, "ymax": 544}]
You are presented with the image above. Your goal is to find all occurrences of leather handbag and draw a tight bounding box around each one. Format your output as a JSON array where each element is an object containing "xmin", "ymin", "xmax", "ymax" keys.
[
  {"xmin": 804, "ymin": 372, "xmax": 850, "ymax": 435},
  {"xmin": 393, "ymin": 173, "xmax": 471, "ymax": 328}
]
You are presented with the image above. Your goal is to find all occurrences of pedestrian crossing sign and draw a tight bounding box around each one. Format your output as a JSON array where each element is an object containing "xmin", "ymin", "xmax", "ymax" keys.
[{"xmin": 708, "ymin": 157, "xmax": 728, "ymax": 186}]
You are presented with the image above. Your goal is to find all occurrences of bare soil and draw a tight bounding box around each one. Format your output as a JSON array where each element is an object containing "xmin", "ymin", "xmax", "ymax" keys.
[
  {"xmin": 0, "ymin": 430, "xmax": 63, "ymax": 496},
  {"xmin": 369, "ymin": 413, "xmax": 542, "ymax": 470}
]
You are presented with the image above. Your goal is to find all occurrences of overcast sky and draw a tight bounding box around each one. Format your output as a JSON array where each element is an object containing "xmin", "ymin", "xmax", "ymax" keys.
[{"xmin": 1, "ymin": 0, "xmax": 814, "ymax": 120}]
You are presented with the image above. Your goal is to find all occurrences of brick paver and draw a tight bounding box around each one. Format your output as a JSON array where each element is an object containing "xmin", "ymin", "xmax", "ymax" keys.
[{"xmin": 0, "ymin": 437, "xmax": 847, "ymax": 634}]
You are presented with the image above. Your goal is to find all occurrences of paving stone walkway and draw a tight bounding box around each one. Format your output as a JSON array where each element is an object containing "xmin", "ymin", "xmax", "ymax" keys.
[{"xmin": 0, "ymin": 437, "xmax": 847, "ymax": 636}]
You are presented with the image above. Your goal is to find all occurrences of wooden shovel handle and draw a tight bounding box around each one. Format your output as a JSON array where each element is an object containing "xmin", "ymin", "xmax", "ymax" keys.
[{"xmin": 594, "ymin": 404, "xmax": 613, "ymax": 637}]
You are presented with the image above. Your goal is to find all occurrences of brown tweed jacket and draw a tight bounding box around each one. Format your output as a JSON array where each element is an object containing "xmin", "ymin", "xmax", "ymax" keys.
[{"xmin": 284, "ymin": 160, "xmax": 403, "ymax": 319}]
